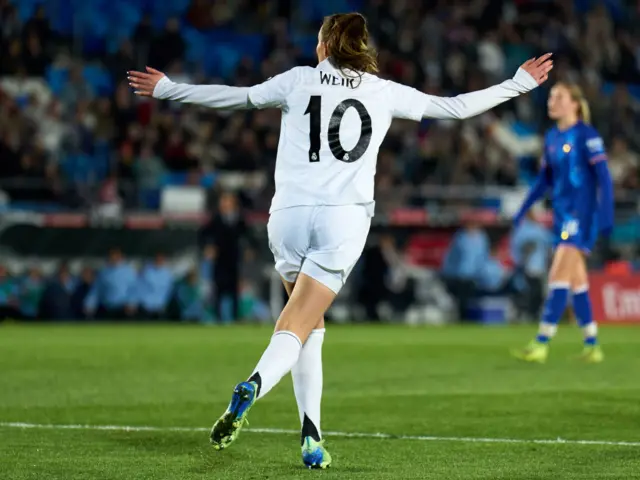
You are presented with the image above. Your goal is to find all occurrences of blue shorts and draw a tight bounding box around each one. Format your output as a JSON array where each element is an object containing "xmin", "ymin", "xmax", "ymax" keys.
[{"xmin": 552, "ymin": 219, "xmax": 597, "ymax": 254}]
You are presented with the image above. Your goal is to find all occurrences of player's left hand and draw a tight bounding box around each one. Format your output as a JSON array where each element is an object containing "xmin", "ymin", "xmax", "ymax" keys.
[
  {"xmin": 127, "ymin": 67, "xmax": 166, "ymax": 96},
  {"xmin": 520, "ymin": 53, "xmax": 553, "ymax": 85}
]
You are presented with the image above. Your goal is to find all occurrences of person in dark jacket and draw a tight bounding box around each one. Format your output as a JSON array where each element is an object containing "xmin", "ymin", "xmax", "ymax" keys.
[
  {"xmin": 199, "ymin": 191, "xmax": 249, "ymax": 322},
  {"xmin": 40, "ymin": 263, "xmax": 76, "ymax": 320},
  {"xmin": 72, "ymin": 267, "xmax": 95, "ymax": 319}
]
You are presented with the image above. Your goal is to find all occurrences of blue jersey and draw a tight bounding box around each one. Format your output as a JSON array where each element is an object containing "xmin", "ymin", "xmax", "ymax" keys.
[{"xmin": 542, "ymin": 121, "xmax": 607, "ymax": 252}]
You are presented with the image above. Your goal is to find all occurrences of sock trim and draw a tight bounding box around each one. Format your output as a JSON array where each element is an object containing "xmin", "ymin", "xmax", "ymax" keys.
[
  {"xmin": 247, "ymin": 372, "xmax": 262, "ymax": 397},
  {"xmin": 583, "ymin": 322, "xmax": 598, "ymax": 338},
  {"xmin": 573, "ymin": 285, "xmax": 589, "ymax": 294},
  {"xmin": 309, "ymin": 328, "xmax": 326, "ymax": 336},
  {"xmin": 301, "ymin": 414, "xmax": 322, "ymax": 445},
  {"xmin": 539, "ymin": 322, "xmax": 558, "ymax": 338},
  {"xmin": 549, "ymin": 282, "xmax": 570, "ymax": 290},
  {"xmin": 273, "ymin": 330, "xmax": 302, "ymax": 348}
]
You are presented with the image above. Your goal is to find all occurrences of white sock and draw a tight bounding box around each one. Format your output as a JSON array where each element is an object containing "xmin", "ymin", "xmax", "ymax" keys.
[
  {"xmin": 250, "ymin": 331, "xmax": 302, "ymax": 399},
  {"xmin": 292, "ymin": 328, "xmax": 325, "ymax": 441}
]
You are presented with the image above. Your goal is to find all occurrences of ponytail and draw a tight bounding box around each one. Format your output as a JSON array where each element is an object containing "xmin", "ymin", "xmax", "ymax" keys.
[
  {"xmin": 320, "ymin": 13, "xmax": 378, "ymax": 76},
  {"xmin": 578, "ymin": 98, "xmax": 591, "ymax": 124}
]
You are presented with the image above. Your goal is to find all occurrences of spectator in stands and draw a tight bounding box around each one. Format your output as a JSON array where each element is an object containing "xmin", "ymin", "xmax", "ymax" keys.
[
  {"xmin": 135, "ymin": 142, "xmax": 165, "ymax": 208},
  {"xmin": 148, "ymin": 17, "xmax": 185, "ymax": 71},
  {"xmin": 199, "ymin": 243, "xmax": 215, "ymax": 309},
  {"xmin": 239, "ymin": 279, "xmax": 270, "ymax": 322},
  {"xmin": 18, "ymin": 267, "xmax": 45, "ymax": 320},
  {"xmin": 23, "ymin": 5, "xmax": 52, "ymax": 46},
  {"xmin": 1, "ymin": 4, "xmax": 22, "ymax": 42},
  {"xmin": 226, "ymin": 130, "xmax": 261, "ymax": 172},
  {"xmin": 441, "ymin": 222, "xmax": 490, "ymax": 321},
  {"xmin": 60, "ymin": 65, "xmax": 93, "ymax": 114},
  {"xmin": 23, "ymin": 32, "xmax": 48, "ymax": 77},
  {"xmin": 510, "ymin": 211, "xmax": 552, "ymax": 320},
  {"xmin": 164, "ymin": 130, "xmax": 196, "ymax": 171},
  {"xmin": 40, "ymin": 263, "xmax": 76, "ymax": 320},
  {"xmin": 475, "ymin": 244, "xmax": 510, "ymax": 295},
  {"xmin": 96, "ymin": 173, "xmax": 123, "ymax": 217},
  {"xmin": 608, "ymin": 136, "xmax": 639, "ymax": 190},
  {"xmin": 106, "ymin": 41, "xmax": 135, "ymax": 83},
  {"xmin": 357, "ymin": 235, "xmax": 390, "ymax": 321},
  {"xmin": 176, "ymin": 268, "xmax": 210, "ymax": 323},
  {"xmin": 135, "ymin": 252, "xmax": 175, "ymax": 319},
  {"xmin": 0, "ymin": 265, "xmax": 20, "ymax": 321},
  {"xmin": 71, "ymin": 267, "xmax": 94, "ymax": 319},
  {"xmin": 186, "ymin": 0, "xmax": 215, "ymax": 30},
  {"xmin": 84, "ymin": 248, "xmax": 137, "ymax": 320},
  {"xmin": 357, "ymin": 234, "xmax": 414, "ymax": 321},
  {"xmin": 0, "ymin": 37, "xmax": 22, "ymax": 75},
  {"xmin": 199, "ymin": 191, "xmax": 248, "ymax": 322}
]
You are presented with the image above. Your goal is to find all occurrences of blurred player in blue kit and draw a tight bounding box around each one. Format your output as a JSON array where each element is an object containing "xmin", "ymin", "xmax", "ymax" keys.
[{"xmin": 512, "ymin": 82, "xmax": 614, "ymax": 363}]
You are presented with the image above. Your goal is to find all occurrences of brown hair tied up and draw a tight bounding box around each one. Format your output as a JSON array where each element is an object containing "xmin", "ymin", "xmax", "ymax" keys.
[{"xmin": 320, "ymin": 12, "xmax": 378, "ymax": 77}]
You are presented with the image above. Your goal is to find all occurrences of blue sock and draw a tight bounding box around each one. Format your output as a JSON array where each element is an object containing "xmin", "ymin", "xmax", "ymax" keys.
[
  {"xmin": 536, "ymin": 284, "xmax": 570, "ymax": 343},
  {"xmin": 572, "ymin": 288, "xmax": 597, "ymax": 346}
]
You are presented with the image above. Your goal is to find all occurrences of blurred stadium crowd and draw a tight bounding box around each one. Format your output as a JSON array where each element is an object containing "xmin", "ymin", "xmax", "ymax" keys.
[
  {"xmin": 1, "ymin": 0, "xmax": 640, "ymax": 212},
  {"xmin": 0, "ymin": 246, "xmax": 270, "ymax": 323},
  {"xmin": 1, "ymin": 0, "xmax": 640, "ymax": 323}
]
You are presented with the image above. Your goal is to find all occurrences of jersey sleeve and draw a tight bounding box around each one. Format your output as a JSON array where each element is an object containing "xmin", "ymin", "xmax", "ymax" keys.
[
  {"xmin": 248, "ymin": 67, "xmax": 301, "ymax": 109},
  {"xmin": 386, "ymin": 81, "xmax": 432, "ymax": 122},
  {"xmin": 152, "ymin": 77, "xmax": 251, "ymax": 109},
  {"xmin": 388, "ymin": 67, "xmax": 538, "ymax": 122},
  {"xmin": 583, "ymin": 127, "xmax": 607, "ymax": 164}
]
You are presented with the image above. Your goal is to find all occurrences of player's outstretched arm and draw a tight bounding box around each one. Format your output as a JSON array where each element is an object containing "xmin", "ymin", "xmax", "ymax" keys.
[
  {"xmin": 594, "ymin": 161, "xmax": 614, "ymax": 237},
  {"xmin": 421, "ymin": 54, "xmax": 553, "ymax": 120},
  {"xmin": 513, "ymin": 166, "xmax": 551, "ymax": 226},
  {"xmin": 128, "ymin": 67, "xmax": 252, "ymax": 109}
]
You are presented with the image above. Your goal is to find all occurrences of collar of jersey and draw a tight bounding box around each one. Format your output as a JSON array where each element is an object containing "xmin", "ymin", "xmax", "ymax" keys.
[{"xmin": 316, "ymin": 58, "xmax": 359, "ymax": 78}]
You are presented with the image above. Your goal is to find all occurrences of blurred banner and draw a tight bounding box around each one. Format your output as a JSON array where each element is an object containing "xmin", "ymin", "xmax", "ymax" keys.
[{"xmin": 590, "ymin": 274, "xmax": 640, "ymax": 324}]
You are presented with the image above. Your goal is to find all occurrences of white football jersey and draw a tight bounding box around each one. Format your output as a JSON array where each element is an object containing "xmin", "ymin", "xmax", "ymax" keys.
[
  {"xmin": 154, "ymin": 59, "xmax": 538, "ymax": 215},
  {"xmin": 248, "ymin": 59, "xmax": 430, "ymax": 215}
]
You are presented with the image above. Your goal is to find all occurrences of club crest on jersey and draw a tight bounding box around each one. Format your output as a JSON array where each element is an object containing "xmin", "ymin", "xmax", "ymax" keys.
[
  {"xmin": 562, "ymin": 144, "xmax": 572, "ymax": 153},
  {"xmin": 561, "ymin": 220, "xmax": 579, "ymax": 240}
]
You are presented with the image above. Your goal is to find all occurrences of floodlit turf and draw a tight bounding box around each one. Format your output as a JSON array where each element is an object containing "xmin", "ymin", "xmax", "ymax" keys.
[{"xmin": 1, "ymin": 323, "xmax": 640, "ymax": 479}]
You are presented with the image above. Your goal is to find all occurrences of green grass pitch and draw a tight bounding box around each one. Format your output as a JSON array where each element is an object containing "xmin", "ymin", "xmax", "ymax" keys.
[{"xmin": 1, "ymin": 323, "xmax": 640, "ymax": 479}]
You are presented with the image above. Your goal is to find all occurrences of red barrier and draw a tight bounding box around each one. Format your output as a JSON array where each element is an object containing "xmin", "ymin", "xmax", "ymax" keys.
[{"xmin": 590, "ymin": 274, "xmax": 640, "ymax": 324}]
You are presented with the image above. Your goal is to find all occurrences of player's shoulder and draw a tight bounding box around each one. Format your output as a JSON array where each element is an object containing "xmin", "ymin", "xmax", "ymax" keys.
[
  {"xmin": 272, "ymin": 66, "xmax": 311, "ymax": 83},
  {"xmin": 577, "ymin": 122, "xmax": 605, "ymax": 154},
  {"xmin": 289, "ymin": 65, "xmax": 316, "ymax": 77},
  {"xmin": 577, "ymin": 122, "xmax": 601, "ymax": 139}
]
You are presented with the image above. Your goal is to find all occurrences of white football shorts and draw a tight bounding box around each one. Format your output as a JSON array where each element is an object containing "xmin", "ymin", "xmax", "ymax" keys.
[{"xmin": 267, "ymin": 205, "xmax": 372, "ymax": 294}]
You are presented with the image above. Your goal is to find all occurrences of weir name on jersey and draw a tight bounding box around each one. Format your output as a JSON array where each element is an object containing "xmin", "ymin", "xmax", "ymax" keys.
[{"xmin": 319, "ymin": 72, "xmax": 357, "ymax": 89}]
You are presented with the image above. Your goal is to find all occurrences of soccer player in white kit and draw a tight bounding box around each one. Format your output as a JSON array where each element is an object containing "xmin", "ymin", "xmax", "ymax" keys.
[{"xmin": 128, "ymin": 12, "xmax": 553, "ymax": 469}]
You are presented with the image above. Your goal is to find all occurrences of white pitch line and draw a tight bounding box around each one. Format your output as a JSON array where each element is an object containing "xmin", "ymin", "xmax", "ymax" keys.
[{"xmin": 1, "ymin": 422, "xmax": 640, "ymax": 447}]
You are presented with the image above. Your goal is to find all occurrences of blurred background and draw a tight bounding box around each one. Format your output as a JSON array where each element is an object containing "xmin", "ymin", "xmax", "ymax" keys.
[{"xmin": 1, "ymin": 0, "xmax": 639, "ymax": 326}]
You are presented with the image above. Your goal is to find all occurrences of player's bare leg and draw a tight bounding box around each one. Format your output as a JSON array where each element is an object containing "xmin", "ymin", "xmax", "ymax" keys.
[
  {"xmin": 570, "ymin": 252, "xmax": 603, "ymax": 362},
  {"xmin": 210, "ymin": 273, "xmax": 335, "ymax": 451},
  {"xmin": 282, "ymin": 279, "xmax": 331, "ymax": 469},
  {"xmin": 513, "ymin": 245, "xmax": 577, "ymax": 363}
]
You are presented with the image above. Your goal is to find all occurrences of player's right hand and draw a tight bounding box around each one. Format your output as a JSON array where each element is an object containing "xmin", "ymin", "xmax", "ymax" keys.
[
  {"xmin": 520, "ymin": 54, "xmax": 553, "ymax": 85},
  {"xmin": 128, "ymin": 67, "xmax": 166, "ymax": 97}
]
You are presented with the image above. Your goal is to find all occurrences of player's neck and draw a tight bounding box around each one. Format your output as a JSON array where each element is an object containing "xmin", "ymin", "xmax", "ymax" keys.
[{"xmin": 556, "ymin": 116, "xmax": 579, "ymax": 131}]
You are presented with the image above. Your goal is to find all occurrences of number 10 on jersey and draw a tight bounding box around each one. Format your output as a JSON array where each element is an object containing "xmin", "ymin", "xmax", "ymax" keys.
[{"xmin": 304, "ymin": 95, "xmax": 373, "ymax": 164}]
